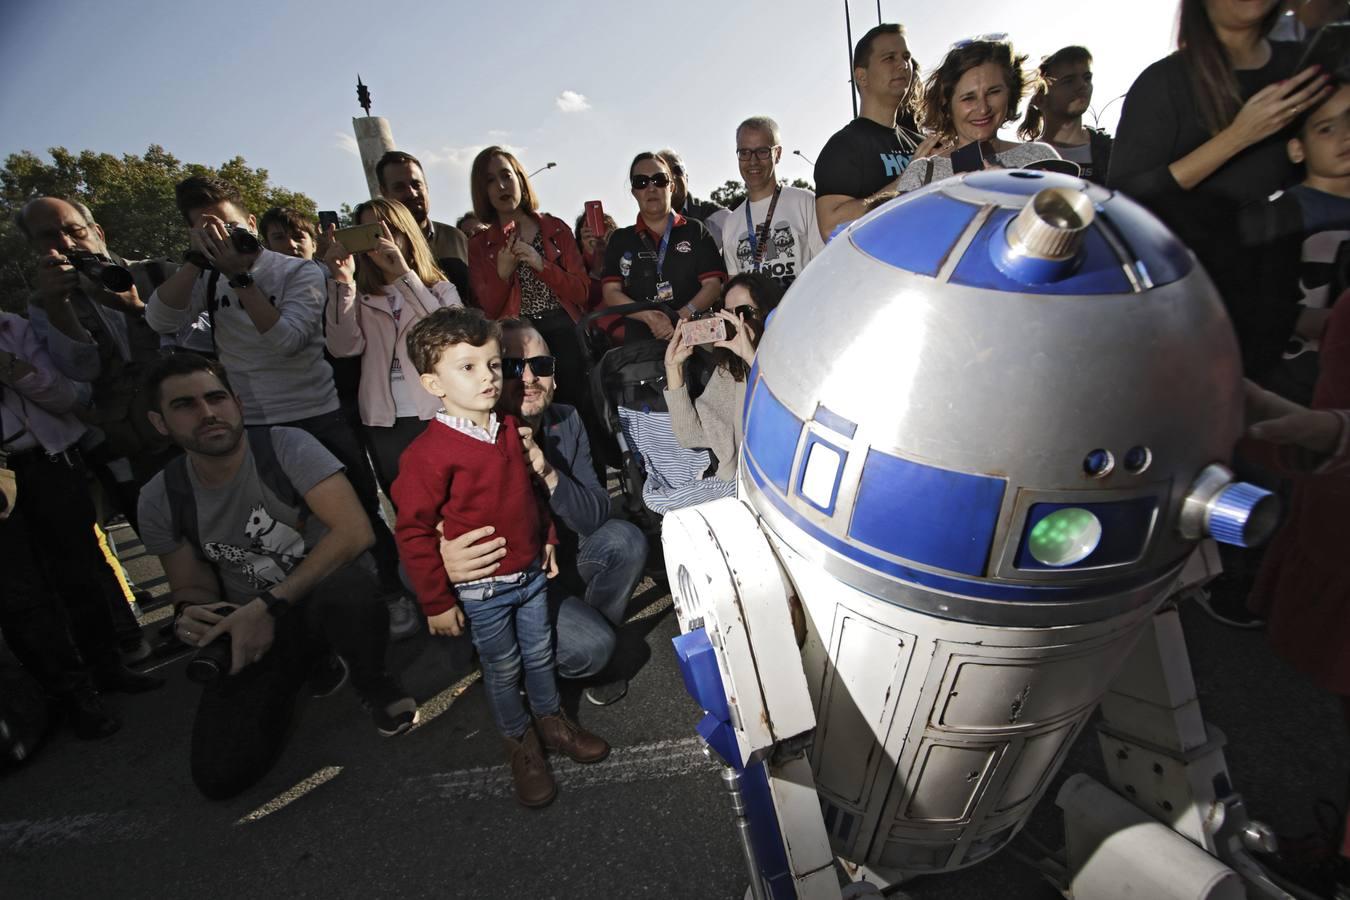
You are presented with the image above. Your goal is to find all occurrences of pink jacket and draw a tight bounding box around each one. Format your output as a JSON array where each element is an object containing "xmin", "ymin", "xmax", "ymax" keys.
[{"xmin": 325, "ymin": 275, "xmax": 462, "ymax": 427}]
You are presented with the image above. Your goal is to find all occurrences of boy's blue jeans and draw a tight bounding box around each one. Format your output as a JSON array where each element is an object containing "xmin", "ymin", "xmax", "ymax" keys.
[{"xmin": 458, "ymin": 566, "xmax": 559, "ymax": 738}]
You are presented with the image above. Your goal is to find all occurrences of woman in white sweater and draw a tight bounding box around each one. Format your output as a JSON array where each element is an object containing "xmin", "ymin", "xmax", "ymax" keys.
[
  {"xmin": 325, "ymin": 198, "xmax": 462, "ymax": 492},
  {"xmin": 662, "ymin": 273, "xmax": 784, "ymax": 481}
]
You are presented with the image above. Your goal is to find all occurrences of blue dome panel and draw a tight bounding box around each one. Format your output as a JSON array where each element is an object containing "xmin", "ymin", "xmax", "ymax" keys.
[
  {"xmin": 851, "ymin": 192, "xmax": 979, "ymax": 277},
  {"xmin": 950, "ymin": 209, "xmax": 1134, "ymax": 295},
  {"xmin": 1095, "ymin": 194, "xmax": 1194, "ymax": 288}
]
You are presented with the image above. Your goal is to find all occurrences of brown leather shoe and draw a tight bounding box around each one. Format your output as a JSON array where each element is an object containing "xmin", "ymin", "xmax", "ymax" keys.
[
  {"xmin": 536, "ymin": 710, "xmax": 610, "ymax": 764},
  {"xmin": 504, "ymin": 726, "xmax": 556, "ymax": 808}
]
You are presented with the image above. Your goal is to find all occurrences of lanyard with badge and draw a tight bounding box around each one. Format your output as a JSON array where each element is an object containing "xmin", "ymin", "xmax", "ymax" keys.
[
  {"xmin": 743, "ymin": 186, "xmax": 782, "ymax": 272},
  {"xmin": 640, "ymin": 213, "xmax": 676, "ymax": 303}
]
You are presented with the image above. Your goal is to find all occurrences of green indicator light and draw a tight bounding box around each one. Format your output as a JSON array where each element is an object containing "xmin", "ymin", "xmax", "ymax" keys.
[{"xmin": 1028, "ymin": 508, "xmax": 1102, "ymax": 567}]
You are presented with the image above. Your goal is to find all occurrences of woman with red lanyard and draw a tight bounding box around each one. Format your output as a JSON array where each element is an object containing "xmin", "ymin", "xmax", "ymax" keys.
[
  {"xmin": 324, "ymin": 197, "xmax": 462, "ymax": 492},
  {"xmin": 467, "ymin": 146, "xmax": 590, "ymax": 407}
]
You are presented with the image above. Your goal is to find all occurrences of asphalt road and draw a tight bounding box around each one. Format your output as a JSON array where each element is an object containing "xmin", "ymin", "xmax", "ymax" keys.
[{"xmin": 2, "ymin": 525, "xmax": 1345, "ymax": 900}]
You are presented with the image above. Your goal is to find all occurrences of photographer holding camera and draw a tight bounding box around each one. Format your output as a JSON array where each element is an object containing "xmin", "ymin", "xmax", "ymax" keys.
[
  {"xmin": 17, "ymin": 197, "xmax": 186, "ymax": 525},
  {"xmin": 146, "ymin": 177, "xmax": 409, "ymax": 610},
  {"xmin": 137, "ymin": 352, "xmax": 416, "ymax": 800}
]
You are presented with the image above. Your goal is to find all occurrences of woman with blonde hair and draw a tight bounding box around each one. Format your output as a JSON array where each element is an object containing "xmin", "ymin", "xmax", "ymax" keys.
[
  {"xmin": 467, "ymin": 146, "xmax": 590, "ymax": 406},
  {"xmin": 325, "ymin": 197, "xmax": 462, "ymax": 490}
]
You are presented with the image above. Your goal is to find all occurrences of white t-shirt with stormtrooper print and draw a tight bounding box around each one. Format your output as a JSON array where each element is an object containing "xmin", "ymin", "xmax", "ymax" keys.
[{"xmin": 721, "ymin": 185, "xmax": 825, "ymax": 290}]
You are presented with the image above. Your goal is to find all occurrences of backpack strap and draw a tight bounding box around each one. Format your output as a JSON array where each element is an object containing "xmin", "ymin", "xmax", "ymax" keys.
[
  {"xmin": 205, "ymin": 268, "xmax": 222, "ymax": 352},
  {"xmin": 246, "ymin": 426, "xmax": 308, "ymax": 518},
  {"xmin": 163, "ymin": 454, "xmax": 205, "ymax": 560}
]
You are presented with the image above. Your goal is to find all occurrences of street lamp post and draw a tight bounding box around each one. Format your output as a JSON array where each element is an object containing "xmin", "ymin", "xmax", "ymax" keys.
[
  {"xmin": 793, "ymin": 150, "xmax": 816, "ymax": 167},
  {"xmin": 529, "ymin": 162, "xmax": 558, "ymax": 178}
]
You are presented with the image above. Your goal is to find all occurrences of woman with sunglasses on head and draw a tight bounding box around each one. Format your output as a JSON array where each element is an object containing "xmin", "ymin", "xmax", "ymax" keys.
[
  {"xmin": 896, "ymin": 37, "xmax": 1061, "ymax": 193},
  {"xmin": 1108, "ymin": 0, "xmax": 1330, "ymax": 256},
  {"xmin": 662, "ymin": 273, "xmax": 783, "ymax": 482},
  {"xmin": 467, "ymin": 146, "xmax": 590, "ymax": 408},
  {"xmin": 324, "ymin": 197, "xmax": 462, "ymax": 492},
  {"xmin": 601, "ymin": 152, "xmax": 727, "ymax": 342}
]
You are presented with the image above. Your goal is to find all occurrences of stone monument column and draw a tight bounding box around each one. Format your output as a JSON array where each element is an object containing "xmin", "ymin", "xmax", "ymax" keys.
[{"xmin": 352, "ymin": 76, "xmax": 396, "ymax": 200}]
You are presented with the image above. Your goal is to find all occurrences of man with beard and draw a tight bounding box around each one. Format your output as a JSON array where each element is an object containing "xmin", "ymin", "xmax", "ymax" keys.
[
  {"xmin": 814, "ymin": 23, "xmax": 921, "ymax": 240},
  {"xmin": 375, "ymin": 151, "xmax": 473, "ymax": 302},
  {"xmin": 1019, "ymin": 46, "xmax": 1113, "ymax": 185},
  {"xmin": 437, "ymin": 319, "xmax": 647, "ymax": 705},
  {"xmin": 137, "ymin": 352, "xmax": 415, "ymax": 799}
]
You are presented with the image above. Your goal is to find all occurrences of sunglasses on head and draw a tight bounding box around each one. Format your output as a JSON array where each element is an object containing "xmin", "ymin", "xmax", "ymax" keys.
[
  {"xmin": 631, "ymin": 173, "xmax": 672, "ymax": 190},
  {"xmin": 502, "ymin": 355, "xmax": 556, "ymax": 379}
]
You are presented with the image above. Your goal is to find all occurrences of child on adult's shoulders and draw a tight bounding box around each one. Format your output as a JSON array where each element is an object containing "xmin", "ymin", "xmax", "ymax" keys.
[{"xmin": 390, "ymin": 307, "xmax": 608, "ymax": 808}]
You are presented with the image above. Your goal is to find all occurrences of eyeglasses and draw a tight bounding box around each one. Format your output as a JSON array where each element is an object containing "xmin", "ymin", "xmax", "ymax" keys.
[
  {"xmin": 32, "ymin": 223, "xmax": 91, "ymax": 246},
  {"xmin": 502, "ymin": 355, "xmax": 556, "ymax": 379},
  {"xmin": 668, "ymin": 164, "xmax": 686, "ymax": 176},
  {"xmin": 735, "ymin": 147, "xmax": 779, "ymax": 161},
  {"xmin": 951, "ymin": 32, "xmax": 1009, "ymax": 49},
  {"xmin": 630, "ymin": 173, "xmax": 672, "ymax": 190}
]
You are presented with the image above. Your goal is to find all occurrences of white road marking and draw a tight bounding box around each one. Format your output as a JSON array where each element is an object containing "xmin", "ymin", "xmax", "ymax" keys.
[
  {"xmin": 0, "ymin": 812, "xmax": 156, "ymax": 850},
  {"xmin": 236, "ymin": 766, "xmax": 344, "ymax": 824},
  {"xmin": 407, "ymin": 736, "xmax": 714, "ymax": 802}
]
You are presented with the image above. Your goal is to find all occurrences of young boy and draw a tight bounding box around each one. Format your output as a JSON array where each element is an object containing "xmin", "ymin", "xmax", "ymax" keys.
[
  {"xmin": 392, "ymin": 307, "xmax": 608, "ymax": 807},
  {"xmin": 1238, "ymin": 83, "xmax": 1350, "ymax": 405}
]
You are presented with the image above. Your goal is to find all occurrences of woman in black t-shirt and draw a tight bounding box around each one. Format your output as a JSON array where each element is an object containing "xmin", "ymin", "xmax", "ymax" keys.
[
  {"xmin": 601, "ymin": 152, "xmax": 726, "ymax": 342},
  {"xmin": 1109, "ymin": 0, "xmax": 1330, "ymax": 247}
]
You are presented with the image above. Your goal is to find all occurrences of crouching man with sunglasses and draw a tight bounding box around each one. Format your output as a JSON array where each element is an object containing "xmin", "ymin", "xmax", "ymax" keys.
[
  {"xmin": 601, "ymin": 152, "xmax": 727, "ymax": 342},
  {"xmin": 438, "ymin": 319, "xmax": 647, "ymax": 706}
]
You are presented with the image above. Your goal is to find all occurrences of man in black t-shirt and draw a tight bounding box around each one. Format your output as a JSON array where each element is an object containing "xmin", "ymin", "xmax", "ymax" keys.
[{"xmin": 814, "ymin": 23, "xmax": 919, "ymax": 241}]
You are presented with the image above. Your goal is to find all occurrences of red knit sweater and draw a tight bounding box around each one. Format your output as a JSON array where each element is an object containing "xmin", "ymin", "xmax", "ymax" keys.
[{"xmin": 391, "ymin": 415, "xmax": 556, "ymax": 615}]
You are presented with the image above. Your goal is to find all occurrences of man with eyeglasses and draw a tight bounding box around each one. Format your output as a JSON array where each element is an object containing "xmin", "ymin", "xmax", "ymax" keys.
[
  {"xmin": 658, "ymin": 149, "xmax": 730, "ymax": 252},
  {"xmin": 815, "ymin": 23, "xmax": 921, "ymax": 240},
  {"xmin": 438, "ymin": 318, "xmax": 647, "ymax": 706},
  {"xmin": 17, "ymin": 197, "xmax": 188, "ymax": 517},
  {"xmin": 722, "ymin": 117, "xmax": 825, "ymax": 288}
]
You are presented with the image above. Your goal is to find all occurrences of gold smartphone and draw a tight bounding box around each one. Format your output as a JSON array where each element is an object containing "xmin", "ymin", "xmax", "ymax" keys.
[{"xmin": 333, "ymin": 222, "xmax": 382, "ymax": 253}]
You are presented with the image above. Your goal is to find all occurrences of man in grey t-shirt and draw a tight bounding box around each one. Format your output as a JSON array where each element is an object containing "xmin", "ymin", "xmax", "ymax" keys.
[{"xmin": 137, "ymin": 353, "xmax": 417, "ymax": 800}]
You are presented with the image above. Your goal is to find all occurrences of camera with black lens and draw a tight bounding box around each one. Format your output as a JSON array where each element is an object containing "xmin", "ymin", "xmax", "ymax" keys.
[
  {"xmin": 64, "ymin": 249, "xmax": 135, "ymax": 293},
  {"xmin": 226, "ymin": 225, "xmax": 261, "ymax": 255},
  {"xmin": 185, "ymin": 605, "xmax": 239, "ymax": 684}
]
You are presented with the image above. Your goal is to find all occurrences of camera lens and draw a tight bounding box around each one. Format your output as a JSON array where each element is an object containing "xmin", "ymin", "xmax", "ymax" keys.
[{"xmin": 230, "ymin": 227, "xmax": 261, "ymax": 255}]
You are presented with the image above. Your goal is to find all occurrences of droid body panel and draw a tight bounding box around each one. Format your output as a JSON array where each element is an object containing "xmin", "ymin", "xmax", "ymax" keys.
[{"xmin": 665, "ymin": 171, "xmax": 1276, "ymax": 892}]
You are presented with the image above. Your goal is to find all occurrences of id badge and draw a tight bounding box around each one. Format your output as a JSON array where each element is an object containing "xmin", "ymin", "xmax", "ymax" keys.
[{"xmin": 655, "ymin": 280, "xmax": 675, "ymax": 303}]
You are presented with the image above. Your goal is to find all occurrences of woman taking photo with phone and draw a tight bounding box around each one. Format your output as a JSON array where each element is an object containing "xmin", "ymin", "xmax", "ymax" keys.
[
  {"xmin": 1108, "ymin": 0, "xmax": 1331, "ymax": 251},
  {"xmin": 325, "ymin": 198, "xmax": 462, "ymax": 491},
  {"xmin": 896, "ymin": 37, "xmax": 1061, "ymax": 193},
  {"xmin": 662, "ymin": 273, "xmax": 783, "ymax": 483},
  {"xmin": 466, "ymin": 146, "xmax": 590, "ymax": 407},
  {"xmin": 602, "ymin": 152, "xmax": 726, "ymax": 342}
]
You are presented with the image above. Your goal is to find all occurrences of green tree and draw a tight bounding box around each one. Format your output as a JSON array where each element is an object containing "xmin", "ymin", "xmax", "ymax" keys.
[
  {"xmin": 708, "ymin": 177, "xmax": 816, "ymax": 211},
  {"xmin": 0, "ymin": 145, "xmax": 314, "ymax": 311}
]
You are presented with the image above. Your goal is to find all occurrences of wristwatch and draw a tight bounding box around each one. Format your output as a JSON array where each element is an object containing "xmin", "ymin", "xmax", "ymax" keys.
[
  {"xmin": 228, "ymin": 271, "xmax": 255, "ymax": 289},
  {"xmin": 258, "ymin": 589, "xmax": 287, "ymax": 617}
]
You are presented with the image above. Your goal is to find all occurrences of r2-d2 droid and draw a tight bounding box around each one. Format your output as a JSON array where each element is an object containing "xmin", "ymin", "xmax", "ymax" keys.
[{"xmin": 664, "ymin": 170, "xmax": 1290, "ymax": 899}]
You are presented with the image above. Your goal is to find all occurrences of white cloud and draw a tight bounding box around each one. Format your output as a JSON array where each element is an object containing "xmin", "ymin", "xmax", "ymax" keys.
[
  {"xmin": 555, "ymin": 90, "xmax": 591, "ymax": 113},
  {"xmin": 417, "ymin": 143, "xmax": 529, "ymax": 171},
  {"xmin": 334, "ymin": 132, "xmax": 360, "ymax": 157},
  {"xmin": 487, "ymin": 129, "xmax": 511, "ymax": 139}
]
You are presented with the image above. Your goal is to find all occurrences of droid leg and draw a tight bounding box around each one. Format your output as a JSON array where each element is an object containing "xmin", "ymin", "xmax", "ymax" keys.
[
  {"xmin": 665, "ymin": 498, "xmax": 841, "ymax": 899},
  {"xmin": 1058, "ymin": 543, "xmax": 1316, "ymax": 899}
]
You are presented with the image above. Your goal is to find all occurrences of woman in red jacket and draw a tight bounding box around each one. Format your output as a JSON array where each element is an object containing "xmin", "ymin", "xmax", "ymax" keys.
[{"xmin": 467, "ymin": 146, "xmax": 590, "ymax": 408}]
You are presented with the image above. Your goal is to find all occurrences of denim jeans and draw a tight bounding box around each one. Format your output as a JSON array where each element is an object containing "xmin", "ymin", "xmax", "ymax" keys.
[
  {"xmin": 459, "ymin": 566, "xmax": 558, "ymax": 737},
  {"xmin": 552, "ymin": 519, "xmax": 649, "ymax": 680}
]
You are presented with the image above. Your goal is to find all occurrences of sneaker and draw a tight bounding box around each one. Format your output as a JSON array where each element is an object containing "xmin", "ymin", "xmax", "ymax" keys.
[
  {"xmin": 119, "ymin": 636, "xmax": 153, "ymax": 666},
  {"xmin": 504, "ymin": 726, "xmax": 556, "ymax": 808},
  {"xmin": 583, "ymin": 677, "xmax": 629, "ymax": 707},
  {"xmin": 63, "ymin": 688, "xmax": 121, "ymax": 740},
  {"xmin": 1194, "ymin": 588, "xmax": 1265, "ymax": 629},
  {"xmin": 386, "ymin": 594, "xmax": 422, "ymax": 641},
  {"xmin": 308, "ymin": 652, "xmax": 349, "ymax": 699},
  {"xmin": 536, "ymin": 710, "xmax": 609, "ymax": 763},
  {"xmin": 360, "ymin": 678, "xmax": 418, "ymax": 737}
]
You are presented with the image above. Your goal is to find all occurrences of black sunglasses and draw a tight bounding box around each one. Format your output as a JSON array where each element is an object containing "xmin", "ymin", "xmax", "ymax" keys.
[
  {"xmin": 502, "ymin": 355, "xmax": 556, "ymax": 379},
  {"xmin": 631, "ymin": 173, "xmax": 672, "ymax": 190}
]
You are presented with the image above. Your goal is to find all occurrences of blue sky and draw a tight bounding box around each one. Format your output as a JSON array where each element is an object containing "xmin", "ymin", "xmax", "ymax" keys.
[{"xmin": 2, "ymin": 0, "xmax": 1182, "ymax": 231}]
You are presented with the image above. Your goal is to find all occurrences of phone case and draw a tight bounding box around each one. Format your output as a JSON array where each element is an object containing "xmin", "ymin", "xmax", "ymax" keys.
[
  {"xmin": 334, "ymin": 223, "xmax": 382, "ymax": 253},
  {"xmin": 683, "ymin": 317, "xmax": 727, "ymax": 347},
  {"xmin": 584, "ymin": 201, "xmax": 605, "ymax": 237}
]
